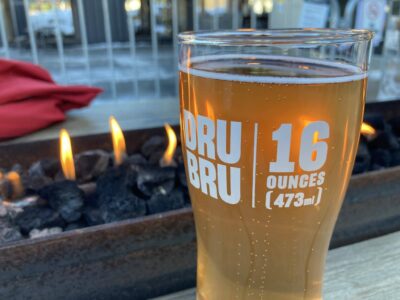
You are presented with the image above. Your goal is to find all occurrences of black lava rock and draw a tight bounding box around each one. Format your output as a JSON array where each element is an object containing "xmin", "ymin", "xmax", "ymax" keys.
[
  {"xmin": 127, "ymin": 153, "xmax": 148, "ymax": 166},
  {"xmin": 101, "ymin": 193, "xmax": 146, "ymax": 223},
  {"xmin": 83, "ymin": 207, "xmax": 104, "ymax": 226},
  {"xmin": 38, "ymin": 181, "xmax": 85, "ymax": 223},
  {"xmin": 126, "ymin": 154, "xmax": 149, "ymax": 174},
  {"xmin": 391, "ymin": 150, "xmax": 400, "ymax": 166},
  {"xmin": 174, "ymin": 147, "xmax": 184, "ymax": 164},
  {"xmin": 23, "ymin": 174, "xmax": 53, "ymax": 193},
  {"xmin": 137, "ymin": 166, "xmax": 175, "ymax": 197},
  {"xmin": 369, "ymin": 131, "xmax": 400, "ymax": 150},
  {"xmin": 96, "ymin": 166, "xmax": 136, "ymax": 205},
  {"xmin": 96, "ymin": 166, "xmax": 146, "ymax": 223},
  {"xmin": 141, "ymin": 136, "xmax": 166, "ymax": 158},
  {"xmin": 148, "ymin": 150, "xmax": 165, "ymax": 165},
  {"xmin": 359, "ymin": 135, "xmax": 368, "ymax": 144},
  {"xmin": 0, "ymin": 226, "xmax": 23, "ymax": 243},
  {"xmin": 371, "ymin": 149, "xmax": 391, "ymax": 168},
  {"xmin": 14, "ymin": 206, "xmax": 65, "ymax": 235},
  {"xmin": 177, "ymin": 164, "xmax": 187, "ymax": 187},
  {"xmin": 75, "ymin": 150, "xmax": 111, "ymax": 183},
  {"xmin": 388, "ymin": 117, "xmax": 400, "ymax": 137},
  {"xmin": 0, "ymin": 218, "xmax": 22, "ymax": 243},
  {"xmin": 29, "ymin": 158, "xmax": 60, "ymax": 179},
  {"xmin": 24, "ymin": 158, "xmax": 61, "ymax": 192},
  {"xmin": 353, "ymin": 142, "xmax": 371, "ymax": 174},
  {"xmin": 147, "ymin": 189, "xmax": 185, "ymax": 214},
  {"xmin": 65, "ymin": 220, "xmax": 87, "ymax": 231},
  {"xmin": 183, "ymin": 189, "xmax": 192, "ymax": 205},
  {"xmin": 370, "ymin": 164, "xmax": 386, "ymax": 171}
]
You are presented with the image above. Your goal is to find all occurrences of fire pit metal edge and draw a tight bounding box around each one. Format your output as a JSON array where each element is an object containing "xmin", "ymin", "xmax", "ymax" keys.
[{"xmin": 0, "ymin": 208, "xmax": 196, "ymax": 300}]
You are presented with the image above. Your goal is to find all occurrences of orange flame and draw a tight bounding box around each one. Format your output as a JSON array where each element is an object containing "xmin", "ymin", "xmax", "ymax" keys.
[
  {"xmin": 361, "ymin": 122, "xmax": 376, "ymax": 136},
  {"xmin": 109, "ymin": 116, "xmax": 127, "ymax": 166},
  {"xmin": 160, "ymin": 124, "xmax": 177, "ymax": 167},
  {"xmin": 5, "ymin": 171, "xmax": 24, "ymax": 199},
  {"xmin": 59, "ymin": 129, "xmax": 76, "ymax": 180}
]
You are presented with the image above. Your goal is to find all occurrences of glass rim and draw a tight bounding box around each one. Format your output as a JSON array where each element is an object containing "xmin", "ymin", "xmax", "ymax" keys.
[{"xmin": 178, "ymin": 28, "xmax": 374, "ymax": 46}]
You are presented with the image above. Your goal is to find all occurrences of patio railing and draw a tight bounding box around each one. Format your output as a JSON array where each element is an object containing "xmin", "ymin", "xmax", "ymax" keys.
[{"xmin": 0, "ymin": 0, "xmax": 353, "ymax": 102}]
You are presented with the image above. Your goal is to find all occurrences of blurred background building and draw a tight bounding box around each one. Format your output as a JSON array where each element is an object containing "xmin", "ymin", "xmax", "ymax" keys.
[{"xmin": 0, "ymin": 0, "xmax": 398, "ymax": 102}]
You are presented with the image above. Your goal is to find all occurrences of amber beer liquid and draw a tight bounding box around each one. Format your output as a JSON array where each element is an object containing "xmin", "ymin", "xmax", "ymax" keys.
[{"xmin": 179, "ymin": 55, "xmax": 367, "ymax": 300}]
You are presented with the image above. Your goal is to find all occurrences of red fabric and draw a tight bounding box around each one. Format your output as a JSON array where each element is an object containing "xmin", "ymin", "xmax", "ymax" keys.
[{"xmin": 0, "ymin": 59, "xmax": 102, "ymax": 140}]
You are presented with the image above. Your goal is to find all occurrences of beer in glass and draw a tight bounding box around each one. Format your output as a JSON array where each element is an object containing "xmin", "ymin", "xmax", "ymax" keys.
[{"xmin": 178, "ymin": 29, "xmax": 373, "ymax": 300}]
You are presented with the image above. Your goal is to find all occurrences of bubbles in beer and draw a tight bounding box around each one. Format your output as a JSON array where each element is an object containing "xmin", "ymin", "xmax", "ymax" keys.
[{"xmin": 181, "ymin": 54, "xmax": 366, "ymax": 299}]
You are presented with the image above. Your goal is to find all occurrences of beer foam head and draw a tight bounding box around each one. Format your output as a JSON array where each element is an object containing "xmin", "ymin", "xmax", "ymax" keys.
[{"xmin": 179, "ymin": 54, "xmax": 367, "ymax": 84}]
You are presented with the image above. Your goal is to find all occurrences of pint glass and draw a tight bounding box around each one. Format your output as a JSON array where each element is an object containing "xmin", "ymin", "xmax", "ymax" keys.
[{"xmin": 178, "ymin": 29, "xmax": 373, "ymax": 300}]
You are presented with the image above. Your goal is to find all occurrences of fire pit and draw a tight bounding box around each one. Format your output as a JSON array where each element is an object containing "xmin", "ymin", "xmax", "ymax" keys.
[
  {"xmin": 354, "ymin": 116, "xmax": 400, "ymax": 174},
  {"xmin": 0, "ymin": 100, "xmax": 399, "ymax": 299},
  {"xmin": 0, "ymin": 119, "xmax": 189, "ymax": 243}
]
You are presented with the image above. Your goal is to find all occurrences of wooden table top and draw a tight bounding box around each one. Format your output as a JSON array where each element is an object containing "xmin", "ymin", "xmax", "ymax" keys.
[{"xmin": 153, "ymin": 231, "xmax": 400, "ymax": 300}]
